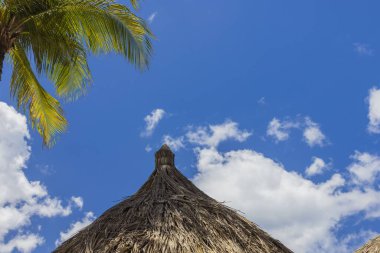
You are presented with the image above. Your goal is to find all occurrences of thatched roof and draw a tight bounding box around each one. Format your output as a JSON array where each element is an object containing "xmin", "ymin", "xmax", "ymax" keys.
[
  {"xmin": 54, "ymin": 145, "xmax": 293, "ymax": 253},
  {"xmin": 355, "ymin": 235, "xmax": 380, "ymax": 253}
]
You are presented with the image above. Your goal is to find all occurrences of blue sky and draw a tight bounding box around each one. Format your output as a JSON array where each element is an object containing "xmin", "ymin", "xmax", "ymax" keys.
[{"xmin": 1, "ymin": 0, "xmax": 380, "ymax": 252}]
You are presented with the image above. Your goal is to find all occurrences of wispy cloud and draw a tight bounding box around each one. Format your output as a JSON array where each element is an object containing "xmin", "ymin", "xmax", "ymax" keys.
[
  {"xmin": 70, "ymin": 197, "xmax": 84, "ymax": 210},
  {"xmin": 56, "ymin": 212, "xmax": 95, "ymax": 246},
  {"xmin": 35, "ymin": 164, "xmax": 55, "ymax": 176},
  {"xmin": 145, "ymin": 144, "xmax": 152, "ymax": 152},
  {"xmin": 148, "ymin": 12, "xmax": 158, "ymax": 24},
  {"xmin": 141, "ymin": 109, "xmax": 166, "ymax": 137},
  {"xmin": 367, "ymin": 87, "xmax": 380, "ymax": 134},
  {"xmin": 257, "ymin": 97, "xmax": 266, "ymax": 105},
  {"xmin": 162, "ymin": 135, "xmax": 185, "ymax": 151},
  {"xmin": 353, "ymin": 43, "xmax": 374, "ymax": 56}
]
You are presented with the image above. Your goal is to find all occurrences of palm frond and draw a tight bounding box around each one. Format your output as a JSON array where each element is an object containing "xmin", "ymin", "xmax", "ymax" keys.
[
  {"xmin": 20, "ymin": 0, "xmax": 152, "ymax": 68},
  {"xmin": 18, "ymin": 26, "xmax": 92, "ymax": 99},
  {"xmin": 1, "ymin": 0, "xmax": 153, "ymax": 146},
  {"xmin": 10, "ymin": 43, "xmax": 67, "ymax": 146},
  {"xmin": 129, "ymin": 0, "xmax": 139, "ymax": 9}
]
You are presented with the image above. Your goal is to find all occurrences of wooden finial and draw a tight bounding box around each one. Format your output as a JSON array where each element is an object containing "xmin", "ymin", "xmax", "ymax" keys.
[{"xmin": 155, "ymin": 144, "xmax": 175, "ymax": 168}]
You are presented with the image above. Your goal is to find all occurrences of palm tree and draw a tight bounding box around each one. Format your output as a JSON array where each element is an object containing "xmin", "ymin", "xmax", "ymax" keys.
[{"xmin": 0, "ymin": 0, "xmax": 152, "ymax": 146}]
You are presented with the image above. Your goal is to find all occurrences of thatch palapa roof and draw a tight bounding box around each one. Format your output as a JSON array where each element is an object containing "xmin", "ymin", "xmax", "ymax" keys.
[
  {"xmin": 54, "ymin": 144, "xmax": 293, "ymax": 253},
  {"xmin": 355, "ymin": 235, "xmax": 380, "ymax": 253}
]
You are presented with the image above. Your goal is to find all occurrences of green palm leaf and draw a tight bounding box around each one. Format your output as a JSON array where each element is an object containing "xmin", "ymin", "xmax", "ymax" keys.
[
  {"xmin": 0, "ymin": 0, "xmax": 152, "ymax": 146},
  {"xmin": 10, "ymin": 44, "xmax": 67, "ymax": 146}
]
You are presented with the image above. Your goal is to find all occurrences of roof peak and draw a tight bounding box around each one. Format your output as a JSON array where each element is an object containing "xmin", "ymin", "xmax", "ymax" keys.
[
  {"xmin": 54, "ymin": 144, "xmax": 294, "ymax": 253},
  {"xmin": 155, "ymin": 144, "xmax": 175, "ymax": 168}
]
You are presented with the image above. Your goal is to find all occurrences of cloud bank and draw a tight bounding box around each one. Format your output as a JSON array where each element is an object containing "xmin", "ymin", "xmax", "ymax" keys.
[
  {"xmin": 0, "ymin": 102, "xmax": 80, "ymax": 253},
  {"xmin": 178, "ymin": 121, "xmax": 380, "ymax": 253}
]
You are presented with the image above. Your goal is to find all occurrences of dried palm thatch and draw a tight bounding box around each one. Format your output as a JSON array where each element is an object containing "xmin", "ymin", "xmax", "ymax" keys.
[
  {"xmin": 54, "ymin": 145, "xmax": 293, "ymax": 253},
  {"xmin": 355, "ymin": 236, "xmax": 380, "ymax": 253}
]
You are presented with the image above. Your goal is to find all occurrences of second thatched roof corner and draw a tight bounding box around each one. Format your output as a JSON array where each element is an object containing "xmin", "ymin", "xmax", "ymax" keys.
[
  {"xmin": 54, "ymin": 144, "xmax": 293, "ymax": 253},
  {"xmin": 355, "ymin": 235, "xmax": 380, "ymax": 253}
]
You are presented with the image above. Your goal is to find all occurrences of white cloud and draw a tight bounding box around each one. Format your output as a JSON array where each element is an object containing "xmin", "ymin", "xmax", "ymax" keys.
[
  {"xmin": 56, "ymin": 212, "xmax": 95, "ymax": 246},
  {"xmin": 305, "ymin": 157, "xmax": 330, "ymax": 176},
  {"xmin": 266, "ymin": 117, "xmax": 327, "ymax": 147},
  {"xmin": 267, "ymin": 118, "xmax": 299, "ymax": 142},
  {"xmin": 162, "ymin": 135, "xmax": 185, "ymax": 151},
  {"xmin": 70, "ymin": 197, "xmax": 84, "ymax": 210},
  {"xmin": 303, "ymin": 117, "xmax": 327, "ymax": 147},
  {"xmin": 148, "ymin": 12, "xmax": 158, "ymax": 24},
  {"xmin": 145, "ymin": 144, "xmax": 152, "ymax": 152},
  {"xmin": 186, "ymin": 120, "xmax": 251, "ymax": 148},
  {"xmin": 158, "ymin": 121, "xmax": 250, "ymax": 151},
  {"xmin": 336, "ymin": 230, "xmax": 378, "ymax": 253},
  {"xmin": 348, "ymin": 152, "xmax": 380, "ymax": 185},
  {"xmin": 366, "ymin": 208, "xmax": 380, "ymax": 219},
  {"xmin": 36, "ymin": 164, "xmax": 54, "ymax": 176},
  {"xmin": 193, "ymin": 147, "xmax": 380, "ymax": 253},
  {"xmin": 354, "ymin": 43, "xmax": 374, "ymax": 56},
  {"xmin": 0, "ymin": 102, "xmax": 80, "ymax": 253},
  {"xmin": 0, "ymin": 234, "xmax": 44, "ymax": 253},
  {"xmin": 257, "ymin": 97, "xmax": 266, "ymax": 105},
  {"xmin": 181, "ymin": 121, "xmax": 379, "ymax": 252},
  {"xmin": 367, "ymin": 87, "xmax": 380, "ymax": 134},
  {"xmin": 141, "ymin": 109, "xmax": 166, "ymax": 137}
]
